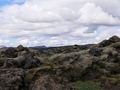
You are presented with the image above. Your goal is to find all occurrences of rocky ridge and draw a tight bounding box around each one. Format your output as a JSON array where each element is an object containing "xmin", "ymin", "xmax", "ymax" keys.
[{"xmin": 0, "ymin": 35, "xmax": 120, "ymax": 90}]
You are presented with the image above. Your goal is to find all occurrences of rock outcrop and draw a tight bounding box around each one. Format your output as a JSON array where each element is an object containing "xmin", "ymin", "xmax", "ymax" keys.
[{"xmin": 2, "ymin": 46, "xmax": 41, "ymax": 69}]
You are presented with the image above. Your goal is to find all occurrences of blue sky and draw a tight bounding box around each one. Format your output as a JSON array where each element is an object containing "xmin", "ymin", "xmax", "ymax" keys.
[
  {"xmin": 0, "ymin": 0, "xmax": 25, "ymax": 6},
  {"xmin": 0, "ymin": 0, "xmax": 13, "ymax": 6},
  {"xmin": 0, "ymin": 0, "xmax": 120, "ymax": 47}
]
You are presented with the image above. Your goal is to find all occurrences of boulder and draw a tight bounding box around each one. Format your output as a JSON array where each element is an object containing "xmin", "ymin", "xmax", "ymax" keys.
[
  {"xmin": 16, "ymin": 45, "xmax": 28, "ymax": 51},
  {"xmin": 1, "ymin": 48, "xmax": 17, "ymax": 58},
  {"xmin": 29, "ymin": 75, "xmax": 74, "ymax": 90},
  {"xmin": 89, "ymin": 47, "xmax": 103, "ymax": 56},
  {"xmin": 3, "ymin": 51, "xmax": 41, "ymax": 69},
  {"xmin": 99, "ymin": 35, "xmax": 120, "ymax": 47},
  {"xmin": 0, "ymin": 69, "xmax": 25, "ymax": 90}
]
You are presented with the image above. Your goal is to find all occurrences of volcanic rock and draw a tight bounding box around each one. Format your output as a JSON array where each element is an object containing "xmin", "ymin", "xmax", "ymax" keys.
[{"xmin": 29, "ymin": 75, "xmax": 73, "ymax": 90}]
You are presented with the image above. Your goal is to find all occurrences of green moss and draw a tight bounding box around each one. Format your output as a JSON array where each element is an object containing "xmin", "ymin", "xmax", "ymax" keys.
[
  {"xmin": 54, "ymin": 77, "xmax": 63, "ymax": 83},
  {"xmin": 43, "ymin": 61, "xmax": 52, "ymax": 65},
  {"xmin": 39, "ymin": 57, "xmax": 52, "ymax": 65},
  {"xmin": 100, "ymin": 76, "xmax": 120, "ymax": 86},
  {"xmin": 107, "ymin": 78, "xmax": 118, "ymax": 85},
  {"xmin": 110, "ymin": 42, "xmax": 120, "ymax": 49},
  {"xmin": 64, "ymin": 67, "xmax": 82, "ymax": 82},
  {"xmin": 100, "ymin": 76, "xmax": 107, "ymax": 83},
  {"xmin": 24, "ymin": 66, "xmax": 51, "ymax": 84},
  {"xmin": 38, "ymin": 57, "xmax": 48, "ymax": 62},
  {"xmin": 102, "ymin": 47, "xmax": 113, "ymax": 54},
  {"xmin": 52, "ymin": 65, "xmax": 61, "ymax": 69},
  {"xmin": 71, "ymin": 81, "xmax": 103, "ymax": 90},
  {"xmin": 52, "ymin": 56, "xmax": 61, "ymax": 62},
  {"xmin": 92, "ymin": 65, "xmax": 100, "ymax": 69},
  {"xmin": 98, "ymin": 40, "xmax": 108, "ymax": 47},
  {"xmin": 98, "ymin": 61, "xmax": 106, "ymax": 66},
  {"xmin": 0, "ymin": 58, "xmax": 5, "ymax": 62},
  {"xmin": 111, "ymin": 74, "xmax": 120, "ymax": 78},
  {"xmin": 51, "ymin": 56, "xmax": 62, "ymax": 65},
  {"xmin": 31, "ymin": 66, "xmax": 51, "ymax": 72}
]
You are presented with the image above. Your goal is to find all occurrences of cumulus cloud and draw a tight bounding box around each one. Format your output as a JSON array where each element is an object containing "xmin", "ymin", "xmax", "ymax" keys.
[
  {"xmin": 58, "ymin": 7, "xmax": 79, "ymax": 21},
  {"xmin": 16, "ymin": 3, "xmax": 63, "ymax": 22},
  {"xmin": 70, "ymin": 27, "xmax": 97, "ymax": 37},
  {"xmin": 96, "ymin": 27, "xmax": 120, "ymax": 41},
  {"xmin": 78, "ymin": 3, "xmax": 120, "ymax": 25},
  {"xmin": 0, "ymin": 0, "xmax": 120, "ymax": 46}
]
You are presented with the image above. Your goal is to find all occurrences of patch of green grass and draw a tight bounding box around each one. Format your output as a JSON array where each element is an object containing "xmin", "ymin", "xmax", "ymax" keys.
[{"xmin": 71, "ymin": 81, "xmax": 103, "ymax": 90}]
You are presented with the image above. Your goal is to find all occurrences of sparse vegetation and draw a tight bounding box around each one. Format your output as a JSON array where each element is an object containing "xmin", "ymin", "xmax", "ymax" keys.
[{"xmin": 71, "ymin": 81, "xmax": 103, "ymax": 90}]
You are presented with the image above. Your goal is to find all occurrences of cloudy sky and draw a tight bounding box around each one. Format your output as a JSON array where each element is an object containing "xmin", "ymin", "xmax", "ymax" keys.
[{"xmin": 0, "ymin": 0, "xmax": 120, "ymax": 47}]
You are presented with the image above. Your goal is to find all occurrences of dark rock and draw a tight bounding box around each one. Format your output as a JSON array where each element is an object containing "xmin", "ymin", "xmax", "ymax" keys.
[
  {"xmin": 110, "ymin": 42, "xmax": 120, "ymax": 53},
  {"xmin": 109, "ymin": 35, "xmax": 120, "ymax": 43},
  {"xmin": 0, "ymin": 69, "xmax": 25, "ymax": 90},
  {"xmin": 3, "ymin": 59, "xmax": 17, "ymax": 68},
  {"xmin": 109, "ymin": 83, "xmax": 120, "ymax": 90},
  {"xmin": 89, "ymin": 47, "xmax": 103, "ymax": 56},
  {"xmin": 83, "ymin": 73, "xmax": 95, "ymax": 81},
  {"xmin": 0, "ymin": 58, "xmax": 6, "ymax": 67},
  {"xmin": 16, "ymin": 45, "xmax": 28, "ymax": 51},
  {"xmin": 29, "ymin": 75, "xmax": 74, "ymax": 90},
  {"xmin": 0, "ymin": 45, "xmax": 29, "ymax": 58},
  {"xmin": 99, "ymin": 35, "xmax": 120, "ymax": 47},
  {"xmin": 3, "ymin": 51, "xmax": 41, "ymax": 69},
  {"xmin": 1, "ymin": 48, "xmax": 17, "ymax": 58}
]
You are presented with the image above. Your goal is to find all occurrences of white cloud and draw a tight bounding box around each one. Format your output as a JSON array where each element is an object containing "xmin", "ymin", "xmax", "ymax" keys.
[
  {"xmin": 70, "ymin": 27, "xmax": 97, "ymax": 37},
  {"xmin": 77, "ymin": 3, "xmax": 120, "ymax": 25},
  {"xmin": 0, "ymin": 39, "xmax": 10, "ymax": 44},
  {"xmin": 0, "ymin": 37, "xmax": 10, "ymax": 45},
  {"xmin": 0, "ymin": 0, "xmax": 120, "ymax": 47},
  {"xmin": 96, "ymin": 27, "xmax": 120, "ymax": 41},
  {"xmin": 58, "ymin": 7, "xmax": 79, "ymax": 21},
  {"xmin": 16, "ymin": 3, "xmax": 63, "ymax": 22}
]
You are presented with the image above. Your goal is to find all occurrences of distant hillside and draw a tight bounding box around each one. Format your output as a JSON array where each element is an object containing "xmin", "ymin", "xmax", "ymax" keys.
[
  {"xmin": 29, "ymin": 44, "xmax": 95, "ymax": 50},
  {"xmin": 29, "ymin": 45, "xmax": 55, "ymax": 50},
  {"xmin": 0, "ymin": 45, "xmax": 6, "ymax": 49}
]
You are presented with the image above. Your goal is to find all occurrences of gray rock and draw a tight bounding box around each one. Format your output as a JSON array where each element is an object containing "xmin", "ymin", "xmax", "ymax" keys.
[
  {"xmin": 89, "ymin": 47, "xmax": 103, "ymax": 56},
  {"xmin": 3, "ymin": 51, "xmax": 41, "ymax": 69},
  {"xmin": 0, "ymin": 69, "xmax": 25, "ymax": 90},
  {"xmin": 29, "ymin": 75, "xmax": 74, "ymax": 90}
]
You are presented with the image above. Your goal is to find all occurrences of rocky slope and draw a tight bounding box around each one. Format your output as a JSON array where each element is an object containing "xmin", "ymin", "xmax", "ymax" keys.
[{"xmin": 0, "ymin": 35, "xmax": 120, "ymax": 90}]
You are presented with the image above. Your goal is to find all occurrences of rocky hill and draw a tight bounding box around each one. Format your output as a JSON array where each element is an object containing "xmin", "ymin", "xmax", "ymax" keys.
[{"xmin": 0, "ymin": 35, "xmax": 120, "ymax": 90}]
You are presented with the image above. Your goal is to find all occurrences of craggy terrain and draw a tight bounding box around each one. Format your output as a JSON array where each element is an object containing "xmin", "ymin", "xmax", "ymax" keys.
[{"xmin": 0, "ymin": 35, "xmax": 120, "ymax": 90}]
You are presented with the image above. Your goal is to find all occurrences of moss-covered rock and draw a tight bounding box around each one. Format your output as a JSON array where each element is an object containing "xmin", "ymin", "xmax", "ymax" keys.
[
  {"xmin": 99, "ymin": 35, "xmax": 120, "ymax": 47},
  {"xmin": 0, "ymin": 58, "xmax": 6, "ymax": 67},
  {"xmin": 110, "ymin": 42, "xmax": 120, "ymax": 49},
  {"xmin": 89, "ymin": 47, "xmax": 103, "ymax": 56},
  {"xmin": 24, "ymin": 66, "xmax": 51, "ymax": 84},
  {"xmin": 16, "ymin": 45, "xmax": 28, "ymax": 51}
]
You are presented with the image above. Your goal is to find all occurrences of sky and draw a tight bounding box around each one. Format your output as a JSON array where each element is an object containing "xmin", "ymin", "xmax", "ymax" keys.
[{"xmin": 0, "ymin": 0, "xmax": 120, "ymax": 47}]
